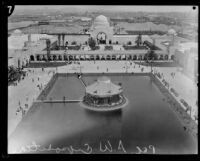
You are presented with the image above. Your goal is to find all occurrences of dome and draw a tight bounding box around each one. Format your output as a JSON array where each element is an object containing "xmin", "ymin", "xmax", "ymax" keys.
[
  {"xmin": 168, "ymin": 29, "xmax": 177, "ymax": 35},
  {"xmin": 93, "ymin": 15, "xmax": 109, "ymax": 27},
  {"xmin": 13, "ymin": 29, "xmax": 22, "ymax": 34}
]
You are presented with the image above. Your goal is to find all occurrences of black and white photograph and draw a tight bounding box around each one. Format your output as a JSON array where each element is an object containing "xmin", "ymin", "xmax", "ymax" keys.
[{"xmin": 5, "ymin": 4, "xmax": 198, "ymax": 154}]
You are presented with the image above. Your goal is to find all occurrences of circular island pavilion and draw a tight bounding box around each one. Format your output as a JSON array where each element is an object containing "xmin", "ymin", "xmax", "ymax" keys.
[{"xmin": 83, "ymin": 76, "xmax": 126, "ymax": 111}]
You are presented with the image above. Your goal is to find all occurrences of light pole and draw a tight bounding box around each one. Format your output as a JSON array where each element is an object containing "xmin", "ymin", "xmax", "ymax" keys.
[
  {"xmin": 125, "ymin": 61, "xmax": 128, "ymax": 73},
  {"xmin": 150, "ymin": 57, "xmax": 154, "ymax": 73},
  {"xmin": 78, "ymin": 65, "xmax": 83, "ymax": 74}
]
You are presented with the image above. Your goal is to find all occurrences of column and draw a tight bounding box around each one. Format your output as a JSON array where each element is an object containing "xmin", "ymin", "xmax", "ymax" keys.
[
  {"xmin": 62, "ymin": 34, "xmax": 65, "ymax": 47},
  {"xmin": 58, "ymin": 35, "xmax": 61, "ymax": 48}
]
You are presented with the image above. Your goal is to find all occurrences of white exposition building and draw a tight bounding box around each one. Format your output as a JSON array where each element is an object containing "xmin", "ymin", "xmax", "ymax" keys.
[{"xmin": 9, "ymin": 15, "xmax": 190, "ymax": 66}]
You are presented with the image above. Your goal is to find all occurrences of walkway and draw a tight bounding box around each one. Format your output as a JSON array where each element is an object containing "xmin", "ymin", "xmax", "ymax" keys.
[{"xmin": 35, "ymin": 99, "xmax": 82, "ymax": 103}]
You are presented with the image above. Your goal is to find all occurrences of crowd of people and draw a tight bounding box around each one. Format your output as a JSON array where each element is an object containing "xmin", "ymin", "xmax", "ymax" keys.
[
  {"xmin": 153, "ymin": 68, "xmax": 198, "ymax": 123},
  {"xmin": 13, "ymin": 67, "xmax": 55, "ymax": 119}
]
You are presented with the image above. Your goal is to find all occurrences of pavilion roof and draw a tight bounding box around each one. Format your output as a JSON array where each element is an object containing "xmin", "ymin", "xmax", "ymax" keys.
[{"xmin": 86, "ymin": 77, "xmax": 122, "ymax": 97}]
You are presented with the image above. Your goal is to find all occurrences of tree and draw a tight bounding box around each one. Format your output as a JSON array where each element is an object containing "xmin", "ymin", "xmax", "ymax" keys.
[
  {"xmin": 88, "ymin": 37, "xmax": 96, "ymax": 50},
  {"xmin": 135, "ymin": 34, "xmax": 142, "ymax": 47},
  {"xmin": 71, "ymin": 41, "xmax": 77, "ymax": 45},
  {"xmin": 147, "ymin": 49, "xmax": 157, "ymax": 60}
]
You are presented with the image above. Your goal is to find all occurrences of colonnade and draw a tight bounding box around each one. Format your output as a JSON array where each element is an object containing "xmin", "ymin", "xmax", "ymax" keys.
[{"xmin": 30, "ymin": 53, "xmax": 173, "ymax": 62}]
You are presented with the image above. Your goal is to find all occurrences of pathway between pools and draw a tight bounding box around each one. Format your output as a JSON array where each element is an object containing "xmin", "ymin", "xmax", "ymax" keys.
[
  {"xmin": 78, "ymin": 75, "xmax": 87, "ymax": 87},
  {"xmin": 35, "ymin": 99, "xmax": 82, "ymax": 103}
]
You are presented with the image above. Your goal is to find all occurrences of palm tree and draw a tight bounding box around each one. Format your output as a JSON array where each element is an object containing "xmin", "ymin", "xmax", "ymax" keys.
[
  {"xmin": 88, "ymin": 37, "xmax": 96, "ymax": 50},
  {"xmin": 135, "ymin": 34, "xmax": 142, "ymax": 47}
]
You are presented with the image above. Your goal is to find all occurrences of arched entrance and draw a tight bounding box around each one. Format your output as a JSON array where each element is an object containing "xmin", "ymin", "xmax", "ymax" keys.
[
  {"xmin": 30, "ymin": 55, "xmax": 34, "ymax": 61},
  {"xmin": 97, "ymin": 32, "xmax": 107, "ymax": 44}
]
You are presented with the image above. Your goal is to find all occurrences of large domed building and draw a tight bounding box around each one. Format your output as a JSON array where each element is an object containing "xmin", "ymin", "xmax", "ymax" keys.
[{"xmin": 90, "ymin": 15, "xmax": 114, "ymax": 44}]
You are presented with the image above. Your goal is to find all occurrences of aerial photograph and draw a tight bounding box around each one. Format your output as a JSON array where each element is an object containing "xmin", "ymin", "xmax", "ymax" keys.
[{"xmin": 8, "ymin": 5, "xmax": 198, "ymax": 154}]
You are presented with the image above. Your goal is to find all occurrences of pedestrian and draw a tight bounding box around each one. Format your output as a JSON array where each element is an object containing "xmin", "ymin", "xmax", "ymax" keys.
[{"xmin": 22, "ymin": 109, "xmax": 26, "ymax": 117}]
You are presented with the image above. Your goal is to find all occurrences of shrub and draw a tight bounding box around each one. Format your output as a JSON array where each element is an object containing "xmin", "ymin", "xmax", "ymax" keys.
[
  {"xmin": 67, "ymin": 45, "xmax": 81, "ymax": 50},
  {"xmin": 127, "ymin": 41, "xmax": 132, "ymax": 45},
  {"xmin": 123, "ymin": 45, "xmax": 147, "ymax": 50},
  {"xmin": 71, "ymin": 41, "xmax": 77, "ymax": 45},
  {"xmin": 104, "ymin": 46, "xmax": 113, "ymax": 50},
  {"xmin": 88, "ymin": 37, "xmax": 96, "ymax": 50},
  {"xmin": 93, "ymin": 46, "xmax": 100, "ymax": 50}
]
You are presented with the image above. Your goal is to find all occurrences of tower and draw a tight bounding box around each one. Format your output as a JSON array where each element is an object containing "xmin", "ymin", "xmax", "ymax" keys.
[
  {"xmin": 28, "ymin": 34, "xmax": 31, "ymax": 43},
  {"xmin": 46, "ymin": 39, "xmax": 51, "ymax": 60}
]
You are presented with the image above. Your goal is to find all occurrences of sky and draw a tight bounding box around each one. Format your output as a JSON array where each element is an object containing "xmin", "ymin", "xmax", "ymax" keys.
[{"xmin": 14, "ymin": 5, "xmax": 197, "ymax": 13}]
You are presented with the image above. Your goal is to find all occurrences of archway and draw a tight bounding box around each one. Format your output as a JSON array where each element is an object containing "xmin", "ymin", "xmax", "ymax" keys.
[
  {"xmin": 112, "ymin": 55, "xmax": 116, "ymax": 60},
  {"xmin": 97, "ymin": 32, "xmax": 107, "ymax": 44},
  {"xmin": 128, "ymin": 55, "xmax": 132, "ymax": 60},
  {"xmin": 101, "ymin": 56, "xmax": 105, "ymax": 60},
  {"xmin": 53, "ymin": 55, "xmax": 57, "ymax": 61},
  {"xmin": 36, "ymin": 55, "xmax": 40, "ymax": 61},
  {"xmin": 106, "ymin": 55, "xmax": 111, "ymax": 60},
  {"xmin": 138, "ymin": 55, "xmax": 142, "ymax": 60},
  {"xmin": 69, "ymin": 55, "xmax": 73, "ymax": 61},
  {"xmin": 171, "ymin": 55, "xmax": 175, "ymax": 60},
  {"xmin": 96, "ymin": 55, "xmax": 100, "ymax": 60},
  {"xmin": 42, "ymin": 55, "xmax": 47, "ymax": 61},
  {"xmin": 58, "ymin": 55, "xmax": 62, "ymax": 61},
  {"xmin": 165, "ymin": 55, "xmax": 168, "ymax": 60},
  {"xmin": 90, "ymin": 55, "xmax": 94, "ymax": 60},
  {"xmin": 30, "ymin": 55, "xmax": 34, "ymax": 61},
  {"xmin": 64, "ymin": 55, "xmax": 68, "ymax": 61},
  {"xmin": 133, "ymin": 55, "xmax": 137, "ymax": 60}
]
